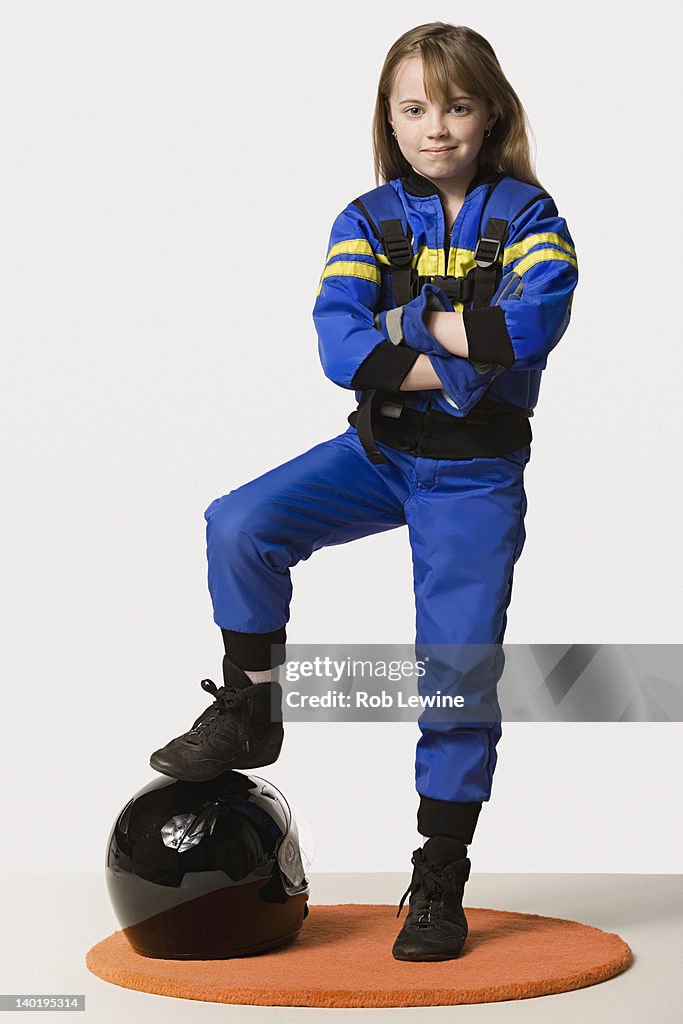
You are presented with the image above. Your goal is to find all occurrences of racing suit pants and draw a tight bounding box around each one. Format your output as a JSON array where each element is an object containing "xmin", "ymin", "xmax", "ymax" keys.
[{"xmin": 203, "ymin": 424, "xmax": 530, "ymax": 810}]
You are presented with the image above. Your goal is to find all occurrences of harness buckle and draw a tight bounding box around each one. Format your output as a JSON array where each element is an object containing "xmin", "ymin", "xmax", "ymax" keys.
[
  {"xmin": 384, "ymin": 236, "xmax": 413, "ymax": 267},
  {"xmin": 422, "ymin": 275, "xmax": 474, "ymax": 302},
  {"xmin": 473, "ymin": 235, "xmax": 502, "ymax": 268},
  {"xmin": 379, "ymin": 401, "xmax": 403, "ymax": 419}
]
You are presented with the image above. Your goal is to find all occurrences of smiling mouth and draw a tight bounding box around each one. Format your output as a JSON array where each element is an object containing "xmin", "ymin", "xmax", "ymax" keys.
[{"xmin": 422, "ymin": 147, "xmax": 454, "ymax": 153}]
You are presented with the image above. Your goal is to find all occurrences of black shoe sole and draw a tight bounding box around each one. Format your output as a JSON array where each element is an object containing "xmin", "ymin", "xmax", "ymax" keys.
[
  {"xmin": 392, "ymin": 928, "xmax": 467, "ymax": 962},
  {"xmin": 392, "ymin": 946, "xmax": 466, "ymax": 962}
]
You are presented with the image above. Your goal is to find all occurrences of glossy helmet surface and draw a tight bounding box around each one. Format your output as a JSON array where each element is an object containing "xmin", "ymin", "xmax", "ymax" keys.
[{"xmin": 106, "ymin": 771, "xmax": 310, "ymax": 959}]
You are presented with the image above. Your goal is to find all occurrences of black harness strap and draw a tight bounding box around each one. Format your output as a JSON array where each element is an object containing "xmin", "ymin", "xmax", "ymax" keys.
[
  {"xmin": 378, "ymin": 217, "xmax": 416, "ymax": 306},
  {"xmin": 355, "ymin": 390, "xmax": 387, "ymax": 465},
  {"xmin": 353, "ymin": 213, "xmax": 419, "ymax": 466},
  {"xmin": 472, "ymin": 217, "xmax": 508, "ymax": 308}
]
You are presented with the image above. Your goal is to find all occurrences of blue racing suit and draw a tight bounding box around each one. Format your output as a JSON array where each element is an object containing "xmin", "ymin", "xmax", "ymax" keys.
[{"xmin": 203, "ymin": 166, "xmax": 578, "ymax": 836}]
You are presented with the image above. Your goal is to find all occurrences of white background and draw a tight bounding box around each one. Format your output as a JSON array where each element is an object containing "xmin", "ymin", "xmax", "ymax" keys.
[{"xmin": 1, "ymin": 0, "xmax": 681, "ymax": 874}]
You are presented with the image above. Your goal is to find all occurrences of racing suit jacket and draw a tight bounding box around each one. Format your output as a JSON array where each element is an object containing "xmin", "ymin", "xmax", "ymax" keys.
[{"xmin": 312, "ymin": 165, "xmax": 579, "ymax": 459}]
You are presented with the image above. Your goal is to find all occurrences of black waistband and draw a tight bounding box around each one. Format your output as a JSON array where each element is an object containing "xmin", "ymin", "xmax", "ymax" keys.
[{"xmin": 348, "ymin": 391, "xmax": 533, "ymax": 461}]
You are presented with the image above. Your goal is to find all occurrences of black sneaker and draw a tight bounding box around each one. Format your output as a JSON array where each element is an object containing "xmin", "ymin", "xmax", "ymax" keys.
[
  {"xmin": 149, "ymin": 654, "xmax": 284, "ymax": 782},
  {"xmin": 392, "ymin": 845, "xmax": 471, "ymax": 961}
]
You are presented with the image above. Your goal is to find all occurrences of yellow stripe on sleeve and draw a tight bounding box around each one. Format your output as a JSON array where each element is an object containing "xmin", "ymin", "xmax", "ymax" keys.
[
  {"xmin": 513, "ymin": 248, "xmax": 578, "ymax": 277},
  {"xmin": 315, "ymin": 259, "xmax": 382, "ymax": 297},
  {"xmin": 504, "ymin": 232, "xmax": 577, "ymax": 266}
]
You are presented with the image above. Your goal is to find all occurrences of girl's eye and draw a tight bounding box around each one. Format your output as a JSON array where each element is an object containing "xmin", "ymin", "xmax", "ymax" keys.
[{"xmin": 405, "ymin": 105, "xmax": 469, "ymax": 116}]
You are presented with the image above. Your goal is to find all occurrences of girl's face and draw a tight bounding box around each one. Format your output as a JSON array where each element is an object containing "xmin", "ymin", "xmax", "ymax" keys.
[{"xmin": 387, "ymin": 56, "xmax": 496, "ymax": 188}]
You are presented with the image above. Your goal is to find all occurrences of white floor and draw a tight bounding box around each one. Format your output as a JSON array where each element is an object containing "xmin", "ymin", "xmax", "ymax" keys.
[{"xmin": 1, "ymin": 873, "xmax": 680, "ymax": 1022}]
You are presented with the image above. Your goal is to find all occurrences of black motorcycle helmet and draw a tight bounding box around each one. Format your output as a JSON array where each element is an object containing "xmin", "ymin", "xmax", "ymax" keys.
[{"xmin": 105, "ymin": 770, "xmax": 311, "ymax": 959}]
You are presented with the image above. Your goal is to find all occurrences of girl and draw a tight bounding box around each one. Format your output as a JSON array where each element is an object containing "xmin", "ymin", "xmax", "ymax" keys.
[{"xmin": 150, "ymin": 22, "xmax": 579, "ymax": 962}]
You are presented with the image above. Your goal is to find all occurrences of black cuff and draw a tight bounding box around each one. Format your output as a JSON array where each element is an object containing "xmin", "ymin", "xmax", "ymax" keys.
[
  {"xmin": 417, "ymin": 795, "xmax": 483, "ymax": 844},
  {"xmin": 351, "ymin": 342, "xmax": 420, "ymax": 391},
  {"xmin": 463, "ymin": 306, "xmax": 516, "ymax": 368},
  {"xmin": 221, "ymin": 626, "xmax": 287, "ymax": 670}
]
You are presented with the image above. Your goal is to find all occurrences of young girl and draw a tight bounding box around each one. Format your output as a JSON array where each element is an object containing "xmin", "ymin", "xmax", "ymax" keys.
[{"xmin": 150, "ymin": 22, "xmax": 578, "ymax": 962}]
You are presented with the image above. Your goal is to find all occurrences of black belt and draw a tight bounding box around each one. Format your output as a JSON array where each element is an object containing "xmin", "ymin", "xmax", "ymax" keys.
[{"xmin": 350, "ymin": 390, "xmax": 533, "ymax": 463}]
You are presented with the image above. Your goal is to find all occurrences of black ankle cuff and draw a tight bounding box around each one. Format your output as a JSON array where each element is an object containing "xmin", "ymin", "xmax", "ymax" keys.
[
  {"xmin": 417, "ymin": 796, "xmax": 482, "ymax": 844},
  {"xmin": 220, "ymin": 626, "xmax": 287, "ymax": 670}
]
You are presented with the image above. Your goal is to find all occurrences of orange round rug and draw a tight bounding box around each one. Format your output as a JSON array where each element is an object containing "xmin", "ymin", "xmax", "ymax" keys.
[{"xmin": 86, "ymin": 903, "xmax": 633, "ymax": 1008}]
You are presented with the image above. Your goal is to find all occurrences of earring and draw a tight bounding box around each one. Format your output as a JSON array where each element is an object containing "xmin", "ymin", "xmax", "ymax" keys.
[
  {"xmin": 392, "ymin": 130, "xmax": 397, "ymax": 138},
  {"xmin": 484, "ymin": 128, "xmax": 492, "ymax": 138}
]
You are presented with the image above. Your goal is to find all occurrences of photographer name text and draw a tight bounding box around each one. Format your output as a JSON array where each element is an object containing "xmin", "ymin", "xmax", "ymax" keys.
[{"xmin": 285, "ymin": 690, "xmax": 464, "ymax": 709}]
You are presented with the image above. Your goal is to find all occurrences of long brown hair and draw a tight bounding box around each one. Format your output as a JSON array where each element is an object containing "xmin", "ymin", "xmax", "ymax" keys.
[{"xmin": 372, "ymin": 22, "xmax": 543, "ymax": 191}]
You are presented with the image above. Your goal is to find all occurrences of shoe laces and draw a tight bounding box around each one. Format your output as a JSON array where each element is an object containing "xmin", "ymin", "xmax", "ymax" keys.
[
  {"xmin": 396, "ymin": 847, "xmax": 446, "ymax": 921},
  {"xmin": 185, "ymin": 678, "xmax": 249, "ymax": 750}
]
